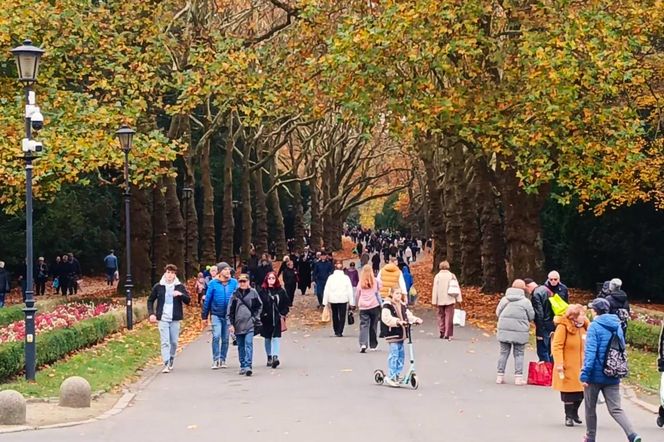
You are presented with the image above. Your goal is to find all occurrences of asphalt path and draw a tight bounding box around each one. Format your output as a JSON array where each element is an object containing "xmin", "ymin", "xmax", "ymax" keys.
[{"xmin": 4, "ymin": 305, "xmax": 662, "ymax": 442}]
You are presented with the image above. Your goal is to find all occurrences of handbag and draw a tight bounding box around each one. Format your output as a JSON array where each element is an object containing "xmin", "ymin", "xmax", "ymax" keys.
[
  {"xmin": 453, "ymin": 308, "xmax": 466, "ymax": 326},
  {"xmin": 321, "ymin": 305, "xmax": 331, "ymax": 322},
  {"xmin": 280, "ymin": 315, "xmax": 288, "ymax": 332},
  {"xmin": 347, "ymin": 310, "xmax": 355, "ymax": 325},
  {"xmin": 527, "ymin": 361, "xmax": 554, "ymax": 386},
  {"xmin": 447, "ymin": 277, "xmax": 461, "ymax": 297}
]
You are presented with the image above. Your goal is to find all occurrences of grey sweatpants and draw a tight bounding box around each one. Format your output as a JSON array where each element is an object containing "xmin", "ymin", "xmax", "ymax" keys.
[{"xmin": 584, "ymin": 383, "xmax": 635, "ymax": 439}]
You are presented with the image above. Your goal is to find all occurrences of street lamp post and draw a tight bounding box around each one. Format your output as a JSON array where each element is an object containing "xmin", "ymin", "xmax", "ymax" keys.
[
  {"xmin": 116, "ymin": 124, "xmax": 135, "ymax": 330},
  {"xmin": 182, "ymin": 187, "xmax": 193, "ymax": 280},
  {"xmin": 11, "ymin": 39, "xmax": 45, "ymax": 382}
]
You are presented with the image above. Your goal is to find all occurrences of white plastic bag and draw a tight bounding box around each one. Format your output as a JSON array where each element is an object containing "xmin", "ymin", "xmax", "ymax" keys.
[{"xmin": 453, "ymin": 308, "xmax": 466, "ymax": 327}]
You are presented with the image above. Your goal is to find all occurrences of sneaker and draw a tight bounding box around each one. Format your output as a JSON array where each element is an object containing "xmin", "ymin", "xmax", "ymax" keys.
[
  {"xmin": 628, "ymin": 434, "xmax": 642, "ymax": 442},
  {"xmin": 496, "ymin": 374, "xmax": 505, "ymax": 384},
  {"xmin": 369, "ymin": 347, "xmax": 378, "ymax": 352},
  {"xmin": 565, "ymin": 417, "xmax": 574, "ymax": 427},
  {"xmin": 360, "ymin": 345, "xmax": 367, "ymax": 353},
  {"xmin": 211, "ymin": 360, "xmax": 220, "ymax": 370},
  {"xmin": 168, "ymin": 357, "xmax": 174, "ymax": 370},
  {"xmin": 219, "ymin": 360, "xmax": 227, "ymax": 369},
  {"xmin": 384, "ymin": 377, "xmax": 399, "ymax": 387},
  {"xmin": 573, "ymin": 415, "xmax": 582, "ymax": 425},
  {"xmin": 514, "ymin": 375, "xmax": 527, "ymax": 386},
  {"xmin": 239, "ymin": 368, "xmax": 247, "ymax": 375},
  {"xmin": 267, "ymin": 356, "xmax": 273, "ymax": 367},
  {"xmin": 162, "ymin": 364, "xmax": 171, "ymax": 374},
  {"xmin": 271, "ymin": 356, "xmax": 280, "ymax": 369},
  {"xmin": 245, "ymin": 369, "xmax": 253, "ymax": 377}
]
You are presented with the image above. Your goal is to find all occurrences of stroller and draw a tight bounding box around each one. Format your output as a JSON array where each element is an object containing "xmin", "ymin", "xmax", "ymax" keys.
[{"xmin": 658, "ymin": 322, "xmax": 664, "ymax": 427}]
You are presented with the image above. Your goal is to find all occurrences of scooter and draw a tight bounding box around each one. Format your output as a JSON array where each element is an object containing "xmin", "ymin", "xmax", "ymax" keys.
[
  {"xmin": 657, "ymin": 322, "xmax": 664, "ymax": 428},
  {"xmin": 373, "ymin": 322, "xmax": 419, "ymax": 390}
]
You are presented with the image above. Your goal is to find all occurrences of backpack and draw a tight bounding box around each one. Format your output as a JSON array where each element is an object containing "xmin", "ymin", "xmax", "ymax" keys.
[
  {"xmin": 598, "ymin": 280, "xmax": 612, "ymax": 298},
  {"xmin": 597, "ymin": 322, "xmax": 629, "ymax": 378},
  {"xmin": 616, "ymin": 308, "xmax": 631, "ymax": 325}
]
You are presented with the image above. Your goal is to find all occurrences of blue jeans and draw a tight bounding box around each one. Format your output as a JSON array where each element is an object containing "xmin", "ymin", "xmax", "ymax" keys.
[
  {"xmin": 388, "ymin": 342, "xmax": 405, "ymax": 380},
  {"xmin": 0, "ymin": 292, "xmax": 5, "ymax": 308},
  {"xmin": 264, "ymin": 337, "xmax": 281, "ymax": 357},
  {"xmin": 211, "ymin": 315, "xmax": 230, "ymax": 362},
  {"xmin": 315, "ymin": 281, "xmax": 326, "ymax": 306},
  {"xmin": 158, "ymin": 320, "xmax": 181, "ymax": 364},
  {"xmin": 536, "ymin": 334, "xmax": 552, "ymax": 362},
  {"xmin": 236, "ymin": 330, "xmax": 254, "ymax": 369}
]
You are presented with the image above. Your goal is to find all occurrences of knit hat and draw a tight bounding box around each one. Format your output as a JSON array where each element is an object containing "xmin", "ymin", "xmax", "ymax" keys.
[
  {"xmin": 216, "ymin": 262, "xmax": 231, "ymax": 272},
  {"xmin": 590, "ymin": 298, "xmax": 611, "ymax": 315}
]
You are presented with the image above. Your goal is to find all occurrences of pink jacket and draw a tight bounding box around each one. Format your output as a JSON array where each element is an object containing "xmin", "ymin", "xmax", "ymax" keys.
[{"xmin": 355, "ymin": 280, "xmax": 382, "ymax": 310}]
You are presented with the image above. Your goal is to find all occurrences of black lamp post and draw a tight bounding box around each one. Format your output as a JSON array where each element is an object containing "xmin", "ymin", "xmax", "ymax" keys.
[
  {"xmin": 182, "ymin": 187, "xmax": 193, "ymax": 280},
  {"xmin": 12, "ymin": 39, "xmax": 45, "ymax": 382},
  {"xmin": 116, "ymin": 124, "xmax": 135, "ymax": 330}
]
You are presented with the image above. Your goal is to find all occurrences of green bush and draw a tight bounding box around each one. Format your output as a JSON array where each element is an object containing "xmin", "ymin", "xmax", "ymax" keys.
[
  {"xmin": 626, "ymin": 320, "xmax": 661, "ymax": 352},
  {"xmin": 0, "ymin": 303, "xmax": 148, "ymax": 382},
  {"xmin": 0, "ymin": 306, "xmax": 26, "ymax": 328}
]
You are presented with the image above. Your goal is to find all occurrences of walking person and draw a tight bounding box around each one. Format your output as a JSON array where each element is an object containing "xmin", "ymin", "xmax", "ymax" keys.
[
  {"xmin": 323, "ymin": 259, "xmax": 355, "ymax": 337},
  {"xmin": 313, "ymin": 252, "xmax": 334, "ymax": 309},
  {"xmin": 355, "ymin": 264, "xmax": 382, "ymax": 353},
  {"xmin": 604, "ymin": 278, "xmax": 631, "ymax": 336},
  {"xmin": 281, "ymin": 259, "xmax": 298, "ymax": 307},
  {"xmin": 380, "ymin": 288, "xmax": 422, "ymax": 387},
  {"xmin": 35, "ymin": 257, "xmax": 49, "ymax": 296},
  {"xmin": 258, "ymin": 272, "xmax": 289, "ymax": 368},
  {"xmin": 51, "ymin": 256, "xmax": 62, "ymax": 295},
  {"xmin": 581, "ymin": 298, "xmax": 642, "ymax": 442},
  {"xmin": 431, "ymin": 260, "xmax": 461, "ymax": 340},
  {"xmin": 229, "ymin": 273, "xmax": 262, "ymax": 376},
  {"xmin": 148, "ymin": 264, "xmax": 190, "ymax": 373},
  {"xmin": 202, "ymin": 262, "xmax": 238, "ymax": 369},
  {"xmin": 344, "ymin": 262, "xmax": 359, "ymax": 291},
  {"xmin": 495, "ymin": 279, "xmax": 535, "ymax": 385},
  {"xmin": 68, "ymin": 252, "xmax": 82, "ymax": 295},
  {"xmin": 552, "ymin": 304, "xmax": 589, "ymax": 427},
  {"xmin": 58, "ymin": 255, "xmax": 72, "ymax": 296},
  {"xmin": 0, "ymin": 261, "xmax": 9, "ymax": 308},
  {"xmin": 104, "ymin": 250, "xmax": 118, "ymax": 287}
]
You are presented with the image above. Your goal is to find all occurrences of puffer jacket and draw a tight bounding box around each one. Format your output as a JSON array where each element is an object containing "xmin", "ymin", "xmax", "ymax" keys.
[
  {"xmin": 496, "ymin": 288, "xmax": 535, "ymax": 344},
  {"xmin": 201, "ymin": 278, "xmax": 238, "ymax": 319},
  {"xmin": 378, "ymin": 263, "xmax": 405, "ymax": 298},
  {"xmin": 580, "ymin": 313, "xmax": 624, "ymax": 385},
  {"xmin": 322, "ymin": 270, "xmax": 355, "ymax": 305},
  {"xmin": 229, "ymin": 288, "xmax": 263, "ymax": 335}
]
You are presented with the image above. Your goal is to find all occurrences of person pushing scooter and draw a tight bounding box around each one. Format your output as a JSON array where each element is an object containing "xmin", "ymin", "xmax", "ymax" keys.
[{"xmin": 380, "ymin": 288, "xmax": 422, "ymax": 387}]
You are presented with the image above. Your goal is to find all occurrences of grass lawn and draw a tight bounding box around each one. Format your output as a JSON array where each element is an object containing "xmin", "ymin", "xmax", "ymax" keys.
[
  {"xmin": 625, "ymin": 345, "xmax": 661, "ymax": 393},
  {"xmin": 2, "ymin": 322, "xmax": 160, "ymax": 398}
]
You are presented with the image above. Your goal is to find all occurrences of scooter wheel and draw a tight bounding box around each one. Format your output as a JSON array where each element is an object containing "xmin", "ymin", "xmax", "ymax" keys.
[
  {"xmin": 373, "ymin": 369, "xmax": 385, "ymax": 385},
  {"xmin": 657, "ymin": 415, "xmax": 664, "ymax": 428},
  {"xmin": 410, "ymin": 373, "xmax": 419, "ymax": 390}
]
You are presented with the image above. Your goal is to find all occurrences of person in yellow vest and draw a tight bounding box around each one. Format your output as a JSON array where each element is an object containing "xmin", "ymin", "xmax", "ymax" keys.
[
  {"xmin": 377, "ymin": 257, "xmax": 407, "ymax": 301},
  {"xmin": 432, "ymin": 260, "xmax": 461, "ymax": 340}
]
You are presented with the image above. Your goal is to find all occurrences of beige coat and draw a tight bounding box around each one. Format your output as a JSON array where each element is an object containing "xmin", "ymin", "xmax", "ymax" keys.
[{"xmin": 432, "ymin": 270, "xmax": 461, "ymax": 306}]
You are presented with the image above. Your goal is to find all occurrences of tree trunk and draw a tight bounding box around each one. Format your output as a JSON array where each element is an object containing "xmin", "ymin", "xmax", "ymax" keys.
[
  {"xmin": 181, "ymin": 118, "xmax": 199, "ymax": 279},
  {"xmin": 199, "ymin": 134, "xmax": 216, "ymax": 264},
  {"xmin": 220, "ymin": 115, "xmax": 235, "ymax": 262},
  {"xmin": 292, "ymin": 181, "xmax": 306, "ymax": 252},
  {"xmin": 496, "ymin": 157, "xmax": 547, "ymax": 282},
  {"xmin": 165, "ymin": 175, "xmax": 185, "ymax": 272},
  {"xmin": 441, "ymin": 152, "xmax": 463, "ymax": 275},
  {"xmin": 309, "ymin": 175, "xmax": 322, "ymax": 250},
  {"xmin": 420, "ymin": 136, "xmax": 446, "ymax": 273},
  {"xmin": 252, "ymin": 168, "xmax": 269, "ymax": 257},
  {"xmin": 471, "ymin": 155, "xmax": 508, "ymax": 293},
  {"xmin": 267, "ymin": 156, "xmax": 287, "ymax": 258},
  {"xmin": 457, "ymin": 147, "xmax": 482, "ymax": 285},
  {"xmin": 240, "ymin": 140, "xmax": 253, "ymax": 263},
  {"xmin": 151, "ymin": 185, "xmax": 169, "ymax": 282},
  {"xmin": 129, "ymin": 188, "xmax": 153, "ymax": 291}
]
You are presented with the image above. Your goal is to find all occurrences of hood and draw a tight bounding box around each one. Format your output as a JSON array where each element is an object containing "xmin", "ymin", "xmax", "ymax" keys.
[
  {"xmin": 504, "ymin": 287, "xmax": 525, "ymax": 302},
  {"xmin": 593, "ymin": 312, "xmax": 621, "ymax": 330},
  {"xmin": 159, "ymin": 275, "xmax": 182, "ymax": 286},
  {"xmin": 609, "ymin": 289, "xmax": 628, "ymax": 303},
  {"xmin": 383, "ymin": 263, "xmax": 399, "ymax": 274},
  {"xmin": 554, "ymin": 315, "xmax": 589, "ymax": 334}
]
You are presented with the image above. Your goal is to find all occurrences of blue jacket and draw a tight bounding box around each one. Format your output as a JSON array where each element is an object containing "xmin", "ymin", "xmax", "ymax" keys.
[
  {"xmin": 580, "ymin": 313, "xmax": 624, "ymax": 385},
  {"xmin": 202, "ymin": 278, "xmax": 238, "ymax": 319},
  {"xmin": 402, "ymin": 266, "xmax": 413, "ymax": 292},
  {"xmin": 313, "ymin": 260, "xmax": 334, "ymax": 284}
]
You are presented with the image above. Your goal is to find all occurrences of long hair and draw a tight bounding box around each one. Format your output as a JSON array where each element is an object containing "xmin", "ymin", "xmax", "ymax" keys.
[
  {"xmin": 359, "ymin": 264, "xmax": 375, "ymax": 289},
  {"xmin": 261, "ymin": 271, "xmax": 282, "ymax": 289}
]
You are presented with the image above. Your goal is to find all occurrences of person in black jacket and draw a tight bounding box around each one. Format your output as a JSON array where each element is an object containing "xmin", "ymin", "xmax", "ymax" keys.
[
  {"xmin": 297, "ymin": 249, "xmax": 313, "ymax": 295},
  {"xmin": 59, "ymin": 255, "xmax": 74, "ymax": 296},
  {"xmin": 35, "ymin": 257, "xmax": 49, "ymax": 296},
  {"xmin": 148, "ymin": 264, "xmax": 190, "ymax": 373},
  {"xmin": 281, "ymin": 260, "xmax": 298, "ymax": 307},
  {"xmin": 0, "ymin": 261, "xmax": 9, "ymax": 308},
  {"xmin": 604, "ymin": 278, "xmax": 631, "ymax": 335},
  {"xmin": 259, "ymin": 271, "xmax": 290, "ymax": 368},
  {"xmin": 531, "ymin": 270, "xmax": 569, "ymax": 362}
]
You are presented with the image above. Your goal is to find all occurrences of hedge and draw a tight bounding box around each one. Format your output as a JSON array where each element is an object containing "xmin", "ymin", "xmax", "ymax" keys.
[
  {"xmin": 0, "ymin": 306, "xmax": 26, "ymax": 328},
  {"xmin": 626, "ymin": 320, "xmax": 662, "ymax": 352},
  {"xmin": 0, "ymin": 303, "xmax": 147, "ymax": 382}
]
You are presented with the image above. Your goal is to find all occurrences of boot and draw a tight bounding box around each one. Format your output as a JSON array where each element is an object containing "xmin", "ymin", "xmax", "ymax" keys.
[
  {"xmin": 564, "ymin": 403, "xmax": 575, "ymax": 427},
  {"xmin": 271, "ymin": 355, "xmax": 280, "ymax": 368},
  {"xmin": 572, "ymin": 401, "xmax": 583, "ymax": 424},
  {"xmin": 267, "ymin": 356, "xmax": 272, "ymax": 367}
]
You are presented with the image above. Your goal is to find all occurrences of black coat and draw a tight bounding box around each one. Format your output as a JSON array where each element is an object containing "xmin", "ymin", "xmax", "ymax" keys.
[
  {"xmin": 148, "ymin": 283, "xmax": 191, "ymax": 321},
  {"xmin": 0, "ymin": 268, "xmax": 9, "ymax": 293},
  {"xmin": 282, "ymin": 266, "xmax": 298, "ymax": 288},
  {"xmin": 258, "ymin": 287, "xmax": 289, "ymax": 338},
  {"xmin": 297, "ymin": 255, "xmax": 312, "ymax": 287},
  {"xmin": 606, "ymin": 290, "xmax": 630, "ymax": 314}
]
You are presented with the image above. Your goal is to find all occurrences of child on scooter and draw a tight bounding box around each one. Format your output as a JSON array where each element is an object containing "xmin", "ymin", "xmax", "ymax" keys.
[{"xmin": 381, "ymin": 288, "xmax": 422, "ymax": 387}]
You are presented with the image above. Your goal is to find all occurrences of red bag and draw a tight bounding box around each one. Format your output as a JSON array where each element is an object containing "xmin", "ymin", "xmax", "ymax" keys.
[
  {"xmin": 280, "ymin": 316, "xmax": 287, "ymax": 332},
  {"xmin": 527, "ymin": 361, "xmax": 553, "ymax": 386}
]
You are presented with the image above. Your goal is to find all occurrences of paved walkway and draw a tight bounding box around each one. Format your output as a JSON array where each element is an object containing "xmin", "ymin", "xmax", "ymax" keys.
[{"xmin": 5, "ymin": 307, "xmax": 662, "ymax": 441}]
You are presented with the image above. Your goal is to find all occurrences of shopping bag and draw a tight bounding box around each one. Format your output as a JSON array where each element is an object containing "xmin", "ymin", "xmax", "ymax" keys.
[
  {"xmin": 280, "ymin": 316, "xmax": 288, "ymax": 332},
  {"xmin": 527, "ymin": 361, "xmax": 553, "ymax": 386},
  {"xmin": 453, "ymin": 309, "xmax": 466, "ymax": 327},
  {"xmin": 321, "ymin": 305, "xmax": 331, "ymax": 322}
]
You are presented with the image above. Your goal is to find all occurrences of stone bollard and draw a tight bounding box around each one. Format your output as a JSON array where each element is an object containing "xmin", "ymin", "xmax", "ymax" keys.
[
  {"xmin": 0, "ymin": 389, "xmax": 27, "ymax": 425},
  {"xmin": 59, "ymin": 376, "xmax": 91, "ymax": 408}
]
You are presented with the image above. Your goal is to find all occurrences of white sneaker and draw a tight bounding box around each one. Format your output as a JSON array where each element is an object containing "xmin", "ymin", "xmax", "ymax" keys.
[
  {"xmin": 220, "ymin": 360, "xmax": 227, "ymax": 369},
  {"xmin": 360, "ymin": 345, "xmax": 367, "ymax": 353},
  {"xmin": 211, "ymin": 360, "xmax": 220, "ymax": 370},
  {"xmin": 514, "ymin": 375, "xmax": 527, "ymax": 386},
  {"xmin": 496, "ymin": 374, "xmax": 505, "ymax": 384},
  {"xmin": 162, "ymin": 364, "xmax": 171, "ymax": 374},
  {"xmin": 384, "ymin": 377, "xmax": 399, "ymax": 387}
]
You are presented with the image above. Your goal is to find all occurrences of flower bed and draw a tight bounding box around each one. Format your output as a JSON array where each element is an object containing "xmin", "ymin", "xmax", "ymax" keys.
[{"xmin": 0, "ymin": 303, "xmax": 113, "ymax": 344}]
